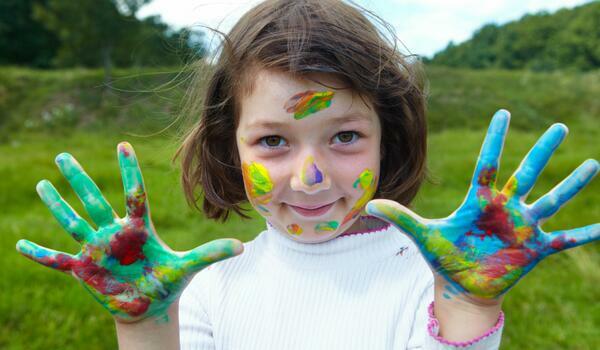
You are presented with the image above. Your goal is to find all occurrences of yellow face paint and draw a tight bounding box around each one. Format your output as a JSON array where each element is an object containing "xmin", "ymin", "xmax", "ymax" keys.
[
  {"xmin": 242, "ymin": 161, "xmax": 274, "ymax": 204},
  {"xmin": 284, "ymin": 90, "xmax": 334, "ymax": 119},
  {"xmin": 341, "ymin": 169, "xmax": 377, "ymax": 225},
  {"xmin": 287, "ymin": 223, "xmax": 303, "ymax": 235}
]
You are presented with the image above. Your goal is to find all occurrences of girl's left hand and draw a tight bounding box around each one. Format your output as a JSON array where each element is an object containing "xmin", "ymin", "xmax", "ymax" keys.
[{"xmin": 366, "ymin": 109, "xmax": 599, "ymax": 299}]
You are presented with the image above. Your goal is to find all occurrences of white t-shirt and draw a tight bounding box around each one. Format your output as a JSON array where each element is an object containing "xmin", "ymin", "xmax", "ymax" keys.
[{"xmin": 179, "ymin": 217, "xmax": 503, "ymax": 349}]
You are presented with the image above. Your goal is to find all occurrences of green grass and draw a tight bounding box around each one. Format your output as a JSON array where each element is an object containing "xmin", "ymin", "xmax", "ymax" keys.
[
  {"xmin": 0, "ymin": 125, "xmax": 598, "ymax": 349},
  {"xmin": 2, "ymin": 65, "xmax": 600, "ymax": 138},
  {"xmin": 0, "ymin": 65, "xmax": 599, "ymax": 348}
]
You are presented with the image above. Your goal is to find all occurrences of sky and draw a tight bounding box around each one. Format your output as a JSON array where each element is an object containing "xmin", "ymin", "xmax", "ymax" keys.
[{"xmin": 137, "ymin": 0, "xmax": 594, "ymax": 58}]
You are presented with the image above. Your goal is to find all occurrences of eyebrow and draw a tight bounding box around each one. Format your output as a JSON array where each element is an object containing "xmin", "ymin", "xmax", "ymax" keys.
[{"xmin": 246, "ymin": 113, "xmax": 372, "ymax": 130}]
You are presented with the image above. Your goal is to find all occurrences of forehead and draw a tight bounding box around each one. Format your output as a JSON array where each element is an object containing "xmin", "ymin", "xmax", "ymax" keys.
[{"xmin": 237, "ymin": 69, "xmax": 377, "ymax": 129}]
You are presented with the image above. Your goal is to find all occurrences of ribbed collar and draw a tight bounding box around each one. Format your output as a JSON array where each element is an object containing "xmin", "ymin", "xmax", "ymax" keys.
[{"xmin": 254, "ymin": 216, "xmax": 409, "ymax": 270}]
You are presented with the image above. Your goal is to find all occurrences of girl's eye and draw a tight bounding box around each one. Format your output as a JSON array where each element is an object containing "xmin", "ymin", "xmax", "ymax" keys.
[
  {"xmin": 259, "ymin": 135, "xmax": 287, "ymax": 148},
  {"xmin": 332, "ymin": 131, "xmax": 359, "ymax": 145}
]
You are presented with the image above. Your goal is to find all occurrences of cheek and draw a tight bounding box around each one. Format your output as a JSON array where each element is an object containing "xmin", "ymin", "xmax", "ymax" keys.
[
  {"xmin": 241, "ymin": 161, "xmax": 275, "ymax": 207},
  {"xmin": 329, "ymin": 154, "xmax": 379, "ymax": 190}
]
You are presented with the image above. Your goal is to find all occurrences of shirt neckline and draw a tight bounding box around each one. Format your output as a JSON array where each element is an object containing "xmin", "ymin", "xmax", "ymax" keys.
[{"xmin": 255, "ymin": 216, "xmax": 408, "ymax": 271}]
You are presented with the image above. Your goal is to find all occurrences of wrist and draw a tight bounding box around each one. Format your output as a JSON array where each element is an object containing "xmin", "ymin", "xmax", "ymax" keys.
[
  {"xmin": 115, "ymin": 301, "xmax": 180, "ymax": 350},
  {"xmin": 433, "ymin": 275, "xmax": 503, "ymax": 342}
]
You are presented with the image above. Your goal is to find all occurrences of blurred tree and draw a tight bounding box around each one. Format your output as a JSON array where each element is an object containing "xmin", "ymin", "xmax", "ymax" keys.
[
  {"xmin": 0, "ymin": 0, "xmax": 59, "ymax": 67},
  {"xmin": 32, "ymin": 0, "xmax": 148, "ymax": 83},
  {"xmin": 430, "ymin": 1, "xmax": 600, "ymax": 71},
  {"xmin": 17, "ymin": 0, "xmax": 206, "ymax": 82}
]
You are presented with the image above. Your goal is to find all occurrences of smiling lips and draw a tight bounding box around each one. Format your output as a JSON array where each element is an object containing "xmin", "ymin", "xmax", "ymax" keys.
[{"xmin": 288, "ymin": 202, "xmax": 335, "ymax": 217}]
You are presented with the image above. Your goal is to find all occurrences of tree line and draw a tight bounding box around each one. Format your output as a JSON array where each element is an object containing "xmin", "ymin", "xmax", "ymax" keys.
[
  {"xmin": 428, "ymin": 1, "xmax": 600, "ymax": 71},
  {"xmin": 0, "ymin": 0, "xmax": 207, "ymax": 79}
]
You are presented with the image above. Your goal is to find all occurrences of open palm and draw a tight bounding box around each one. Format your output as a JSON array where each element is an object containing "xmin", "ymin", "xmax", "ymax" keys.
[
  {"xmin": 16, "ymin": 142, "xmax": 243, "ymax": 321},
  {"xmin": 367, "ymin": 110, "xmax": 599, "ymax": 299}
]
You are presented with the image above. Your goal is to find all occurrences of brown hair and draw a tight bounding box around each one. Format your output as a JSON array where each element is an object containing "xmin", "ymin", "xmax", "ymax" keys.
[{"xmin": 174, "ymin": 0, "xmax": 428, "ymax": 221}]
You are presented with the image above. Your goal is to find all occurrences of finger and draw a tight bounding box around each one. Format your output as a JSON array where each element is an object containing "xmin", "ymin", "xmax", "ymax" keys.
[
  {"xmin": 530, "ymin": 159, "xmax": 599, "ymax": 220},
  {"xmin": 470, "ymin": 109, "xmax": 510, "ymax": 188},
  {"xmin": 179, "ymin": 239, "xmax": 244, "ymax": 274},
  {"xmin": 365, "ymin": 199, "xmax": 427, "ymax": 243},
  {"xmin": 16, "ymin": 239, "xmax": 77, "ymax": 273},
  {"xmin": 117, "ymin": 142, "xmax": 149, "ymax": 219},
  {"xmin": 502, "ymin": 123, "xmax": 568, "ymax": 198},
  {"xmin": 544, "ymin": 223, "xmax": 600, "ymax": 255},
  {"xmin": 55, "ymin": 152, "xmax": 118, "ymax": 227},
  {"xmin": 36, "ymin": 180, "xmax": 94, "ymax": 242}
]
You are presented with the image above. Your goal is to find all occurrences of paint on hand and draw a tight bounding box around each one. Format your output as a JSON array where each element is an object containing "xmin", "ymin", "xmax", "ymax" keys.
[
  {"xmin": 365, "ymin": 111, "xmax": 600, "ymax": 299},
  {"xmin": 284, "ymin": 90, "xmax": 334, "ymax": 119},
  {"xmin": 301, "ymin": 155, "xmax": 324, "ymax": 186},
  {"xmin": 242, "ymin": 161, "xmax": 274, "ymax": 204},
  {"xmin": 341, "ymin": 169, "xmax": 377, "ymax": 225},
  {"xmin": 17, "ymin": 142, "xmax": 243, "ymax": 321},
  {"xmin": 287, "ymin": 223, "xmax": 303, "ymax": 235},
  {"xmin": 315, "ymin": 221, "xmax": 339, "ymax": 233}
]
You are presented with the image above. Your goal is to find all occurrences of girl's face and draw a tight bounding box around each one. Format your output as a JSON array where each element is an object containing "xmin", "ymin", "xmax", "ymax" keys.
[{"xmin": 236, "ymin": 69, "xmax": 381, "ymax": 243}]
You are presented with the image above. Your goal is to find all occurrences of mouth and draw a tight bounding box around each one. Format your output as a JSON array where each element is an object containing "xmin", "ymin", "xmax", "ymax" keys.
[{"xmin": 287, "ymin": 201, "xmax": 336, "ymax": 218}]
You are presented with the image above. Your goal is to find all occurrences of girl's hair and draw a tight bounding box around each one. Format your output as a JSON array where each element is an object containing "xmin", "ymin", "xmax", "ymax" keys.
[{"xmin": 174, "ymin": 0, "xmax": 428, "ymax": 222}]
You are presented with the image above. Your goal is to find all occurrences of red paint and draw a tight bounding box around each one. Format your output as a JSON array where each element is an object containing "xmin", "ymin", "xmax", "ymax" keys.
[
  {"xmin": 119, "ymin": 144, "xmax": 131, "ymax": 157},
  {"xmin": 477, "ymin": 194, "xmax": 515, "ymax": 245},
  {"xmin": 477, "ymin": 166, "xmax": 496, "ymax": 186},
  {"xmin": 480, "ymin": 248, "xmax": 537, "ymax": 278},
  {"xmin": 71, "ymin": 256, "xmax": 152, "ymax": 317},
  {"xmin": 113, "ymin": 296, "xmax": 151, "ymax": 317},
  {"xmin": 126, "ymin": 191, "xmax": 147, "ymax": 218},
  {"xmin": 549, "ymin": 237, "xmax": 577, "ymax": 251},
  {"xmin": 73, "ymin": 256, "xmax": 128, "ymax": 295},
  {"xmin": 37, "ymin": 253, "xmax": 75, "ymax": 272},
  {"xmin": 109, "ymin": 227, "xmax": 147, "ymax": 265},
  {"xmin": 284, "ymin": 91, "xmax": 314, "ymax": 113}
]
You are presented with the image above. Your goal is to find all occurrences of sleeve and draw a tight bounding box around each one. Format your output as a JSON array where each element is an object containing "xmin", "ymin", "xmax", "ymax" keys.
[
  {"xmin": 407, "ymin": 281, "xmax": 504, "ymax": 350},
  {"xmin": 179, "ymin": 274, "xmax": 216, "ymax": 350}
]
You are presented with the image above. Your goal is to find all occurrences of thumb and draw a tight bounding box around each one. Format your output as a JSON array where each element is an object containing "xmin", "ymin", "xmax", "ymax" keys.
[
  {"xmin": 365, "ymin": 199, "xmax": 427, "ymax": 242},
  {"xmin": 179, "ymin": 238, "xmax": 244, "ymax": 274}
]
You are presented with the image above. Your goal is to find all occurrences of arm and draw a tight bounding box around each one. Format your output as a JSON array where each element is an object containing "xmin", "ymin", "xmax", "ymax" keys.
[
  {"xmin": 407, "ymin": 275, "xmax": 503, "ymax": 349},
  {"xmin": 115, "ymin": 302, "xmax": 180, "ymax": 350},
  {"xmin": 429, "ymin": 276, "xmax": 504, "ymax": 346}
]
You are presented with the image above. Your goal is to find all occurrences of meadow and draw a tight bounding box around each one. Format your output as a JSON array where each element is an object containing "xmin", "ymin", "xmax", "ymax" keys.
[{"xmin": 0, "ymin": 66, "xmax": 598, "ymax": 349}]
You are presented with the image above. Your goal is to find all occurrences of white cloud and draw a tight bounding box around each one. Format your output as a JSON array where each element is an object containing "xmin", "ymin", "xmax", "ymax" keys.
[{"xmin": 137, "ymin": 0, "xmax": 594, "ymax": 57}]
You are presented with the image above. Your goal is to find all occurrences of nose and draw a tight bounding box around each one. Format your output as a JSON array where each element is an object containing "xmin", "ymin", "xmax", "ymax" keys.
[{"xmin": 290, "ymin": 155, "xmax": 331, "ymax": 194}]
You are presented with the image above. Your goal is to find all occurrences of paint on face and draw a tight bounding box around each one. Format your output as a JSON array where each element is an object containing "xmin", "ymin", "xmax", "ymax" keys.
[
  {"xmin": 341, "ymin": 169, "xmax": 377, "ymax": 225},
  {"xmin": 287, "ymin": 223, "xmax": 303, "ymax": 235},
  {"xmin": 315, "ymin": 221, "xmax": 339, "ymax": 234},
  {"xmin": 256, "ymin": 204, "xmax": 271, "ymax": 215},
  {"xmin": 301, "ymin": 155, "xmax": 324, "ymax": 186},
  {"xmin": 242, "ymin": 161, "xmax": 274, "ymax": 204},
  {"xmin": 284, "ymin": 90, "xmax": 334, "ymax": 119}
]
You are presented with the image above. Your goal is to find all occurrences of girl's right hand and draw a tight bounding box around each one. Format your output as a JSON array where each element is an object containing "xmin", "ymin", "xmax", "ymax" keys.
[{"xmin": 16, "ymin": 142, "xmax": 244, "ymax": 322}]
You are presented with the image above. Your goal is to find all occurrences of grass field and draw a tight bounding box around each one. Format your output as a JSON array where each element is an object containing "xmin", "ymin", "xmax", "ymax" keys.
[
  {"xmin": 0, "ymin": 65, "xmax": 599, "ymax": 349},
  {"xmin": 0, "ymin": 124, "xmax": 598, "ymax": 349}
]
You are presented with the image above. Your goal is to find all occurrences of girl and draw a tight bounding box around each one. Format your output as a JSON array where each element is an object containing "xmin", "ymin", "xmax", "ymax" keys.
[{"xmin": 16, "ymin": 0, "xmax": 599, "ymax": 349}]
